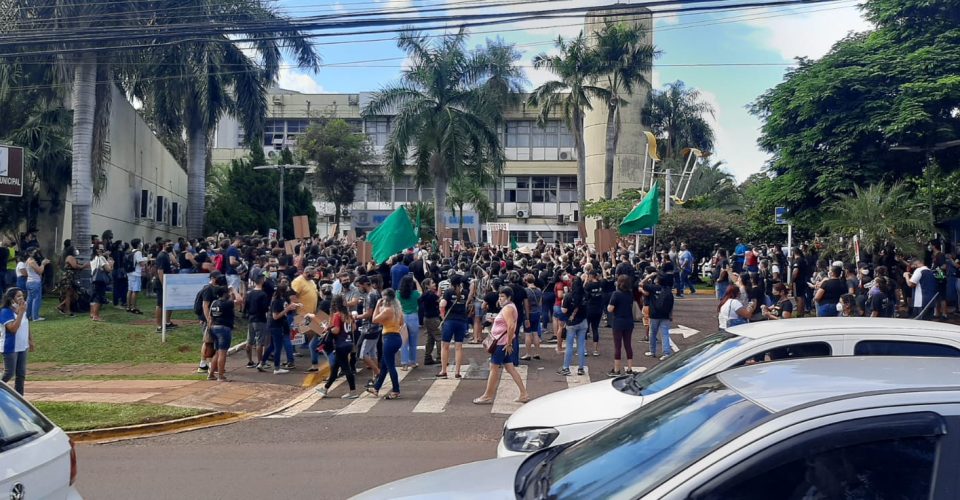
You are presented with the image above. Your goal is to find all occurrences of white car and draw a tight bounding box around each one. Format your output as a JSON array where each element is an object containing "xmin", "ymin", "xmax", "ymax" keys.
[
  {"xmin": 498, "ymin": 317, "xmax": 960, "ymax": 456},
  {"xmin": 354, "ymin": 356, "xmax": 960, "ymax": 499},
  {"xmin": 0, "ymin": 383, "xmax": 81, "ymax": 500}
]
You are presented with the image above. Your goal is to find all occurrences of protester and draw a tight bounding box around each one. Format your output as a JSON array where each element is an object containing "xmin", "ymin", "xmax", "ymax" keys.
[
  {"xmin": 24, "ymin": 248, "xmax": 48, "ymax": 322},
  {"xmin": 473, "ymin": 286, "xmax": 529, "ymax": 405},
  {"xmin": 317, "ymin": 295, "xmax": 358, "ymax": 399},
  {"xmin": 209, "ymin": 286, "xmax": 240, "ymax": 381},
  {"xmin": 369, "ymin": 288, "xmax": 404, "ymax": 399},
  {"xmin": 0, "ymin": 288, "xmax": 33, "ymax": 395},
  {"xmin": 558, "ymin": 276, "xmax": 588, "ymax": 376},
  {"xmin": 718, "ymin": 285, "xmax": 752, "ymax": 330},
  {"xmin": 419, "ymin": 278, "xmax": 442, "ymax": 366},
  {"xmin": 606, "ymin": 275, "xmax": 635, "ymax": 376},
  {"xmin": 57, "ymin": 241, "xmax": 84, "ymax": 317},
  {"xmin": 126, "ymin": 238, "xmax": 147, "ymax": 315},
  {"xmin": 642, "ymin": 272, "xmax": 674, "ymax": 360},
  {"xmin": 244, "ymin": 274, "xmax": 270, "ymax": 369},
  {"xmin": 267, "ymin": 282, "xmax": 300, "ymax": 375},
  {"xmin": 437, "ymin": 275, "xmax": 469, "ymax": 379},
  {"xmin": 520, "ymin": 274, "xmax": 542, "ymax": 361},
  {"xmin": 89, "ymin": 244, "xmax": 113, "ymax": 322},
  {"xmin": 397, "ymin": 275, "xmax": 422, "ymax": 370}
]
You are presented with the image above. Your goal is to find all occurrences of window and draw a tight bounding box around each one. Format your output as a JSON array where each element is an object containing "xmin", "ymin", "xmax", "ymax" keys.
[
  {"xmin": 365, "ymin": 118, "xmax": 390, "ymax": 147},
  {"xmin": 393, "ymin": 176, "xmax": 419, "ymax": 203},
  {"xmin": 734, "ymin": 342, "xmax": 832, "ymax": 367},
  {"xmin": 696, "ymin": 435, "xmax": 938, "ymax": 500},
  {"xmin": 0, "ymin": 384, "xmax": 52, "ymax": 451},
  {"xmin": 532, "ymin": 176, "xmax": 557, "ymax": 203},
  {"xmin": 854, "ymin": 340, "xmax": 960, "ymax": 357},
  {"xmin": 506, "ymin": 120, "xmax": 574, "ymax": 160},
  {"xmin": 630, "ymin": 332, "xmax": 751, "ymax": 396},
  {"xmin": 559, "ymin": 176, "xmax": 577, "ymax": 203}
]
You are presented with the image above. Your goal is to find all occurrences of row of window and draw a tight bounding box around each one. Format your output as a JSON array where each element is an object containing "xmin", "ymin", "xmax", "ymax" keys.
[{"xmin": 351, "ymin": 175, "xmax": 579, "ymax": 206}]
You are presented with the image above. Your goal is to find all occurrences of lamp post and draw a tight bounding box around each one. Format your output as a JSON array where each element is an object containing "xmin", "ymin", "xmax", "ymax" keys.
[{"xmin": 253, "ymin": 163, "xmax": 309, "ymax": 239}]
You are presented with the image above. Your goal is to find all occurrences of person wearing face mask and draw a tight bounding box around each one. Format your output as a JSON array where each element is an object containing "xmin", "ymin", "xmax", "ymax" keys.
[
  {"xmin": 125, "ymin": 239, "xmax": 147, "ymax": 315},
  {"xmin": 1, "ymin": 288, "xmax": 34, "ymax": 395},
  {"xmin": 89, "ymin": 244, "xmax": 114, "ymax": 322},
  {"xmin": 56, "ymin": 240, "xmax": 84, "ymax": 317}
]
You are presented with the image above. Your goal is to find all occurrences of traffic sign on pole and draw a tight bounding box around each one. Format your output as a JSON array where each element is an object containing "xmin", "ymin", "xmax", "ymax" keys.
[{"xmin": 774, "ymin": 207, "xmax": 787, "ymax": 225}]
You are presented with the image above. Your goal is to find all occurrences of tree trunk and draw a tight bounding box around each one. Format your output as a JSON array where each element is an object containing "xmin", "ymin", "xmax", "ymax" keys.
[
  {"xmin": 434, "ymin": 175, "xmax": 447, "ymax": 242},
  {"xmin": 70, "ymin": 52, "xmax": 97, "ymax": 265},
  {"xmin": 603, "ymin": 100, "xmax": 619, "ymax": 199},
  {"xmin": 186, "ymin": 125, "xmax": 207, "ymax": 239},
  {"xmin": 573, "ymin": 109, "xmax": 587, "ymax": 208},
  {"xmin": 458, "ymin": 205, "xmax": 465, "ymax": 242},
  {"xmin": 334, "ymin": 201, "xmax": 341, "ymax": 229}
]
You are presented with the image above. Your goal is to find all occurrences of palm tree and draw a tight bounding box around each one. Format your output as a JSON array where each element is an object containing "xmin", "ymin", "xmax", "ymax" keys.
[
  {"xmin": 133, "ymin": 0, "xmax": 319, "ymax": 238},
  {"xmin": 590, "ymin": 22, "xmax": 657, "ymax": 199},
  {"xmin": 363, "ymin": 30, "xmax": 521, "ymax": 237},
  {"xmin": 647, "ymin": 81, "xmax": 716, "ymax": 160},
  {"xmin": 528, "ymin": 32, "xmax": 607, "ymax": 209},
  {"xmin": 446, "ymin": 176, "xmax": 493, "ymax": 242},
  {"xmin": 683, "ymin": 161, "xmax": 742, "ymax": 211},
  {"xmin": 821, "ymin": 181, "xmax": 933, "ymax": 255}
]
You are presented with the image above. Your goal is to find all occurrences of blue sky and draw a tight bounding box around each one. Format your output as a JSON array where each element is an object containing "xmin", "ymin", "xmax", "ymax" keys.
[{"xmin": 273, "ymin": 0, "xmax": 871, "ymax": 181}]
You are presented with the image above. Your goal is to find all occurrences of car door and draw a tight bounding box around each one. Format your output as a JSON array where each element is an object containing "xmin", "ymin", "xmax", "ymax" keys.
[{"xmin": 683, "ymin": 411, "xmax": 960, "ymax": 500}]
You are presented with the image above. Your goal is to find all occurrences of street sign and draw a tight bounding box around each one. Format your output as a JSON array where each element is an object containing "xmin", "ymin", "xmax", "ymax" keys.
[
  {"xmin": 0, "ymin": 145, "xmax": 24, "ymax": 197},
  {"xmin": 775, "ymin": 207, "xmax": 788, "ymax": 225},
  {"xmin": 636, "ymin": 227, "xmax": 654, "ymax": 236}
]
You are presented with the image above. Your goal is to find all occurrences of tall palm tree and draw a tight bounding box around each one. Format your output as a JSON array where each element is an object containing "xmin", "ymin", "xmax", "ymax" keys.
[
  {"xmin": 590, "ymin": 22, "xmax": 657, "ymax": 199},
  {"xmin": 647, "ymin": 80, "xmax": 716, "ymax": 160},
  {"xmin": 363, "ymin": 30, "xmax": 521, "ymax": 237},
  {"xmin": 684, "ymin": 161, "xmax": 742, "ymax": 211},
  {"xmin": 821, "ymin": 181, "xmax": 933, "ymax": 255},
  {"xmin": 446, "ymin": 176, "xmax": 493, "ymax": 242},
  {"xmin": 133, "ymin": 0, "xmax": 319, "ymax": 238},
  {"xmin": 528, "ymin": 32, "xmax": 608, "ymax": 209}
]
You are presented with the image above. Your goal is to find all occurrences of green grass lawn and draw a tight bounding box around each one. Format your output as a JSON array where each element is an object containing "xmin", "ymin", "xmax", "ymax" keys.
[
  {"xmin": 33, "ymin": 402, "xmax": 208, "ymax": 432},
  {"xmin": 29, "ymin": 297, "xmax": 207, "ymax": 365}
]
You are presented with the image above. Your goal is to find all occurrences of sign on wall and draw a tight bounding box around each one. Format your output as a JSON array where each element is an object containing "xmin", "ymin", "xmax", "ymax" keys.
[{"xmin": 0, "ymin": 145, "xmax": 24, "ymax": 198}]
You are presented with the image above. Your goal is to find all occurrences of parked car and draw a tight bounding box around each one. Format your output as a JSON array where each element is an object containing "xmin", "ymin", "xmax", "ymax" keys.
[
  {"xmin": 498, "ymin": 317, "xmax": 960, "ymax": 456},
  {"xmin": 353, "ymin": 356, "xmax": 960, "ymax": 499},
  {"xmin": 0, "ymin": 382, "xmax": 81, "ymax": 499}
]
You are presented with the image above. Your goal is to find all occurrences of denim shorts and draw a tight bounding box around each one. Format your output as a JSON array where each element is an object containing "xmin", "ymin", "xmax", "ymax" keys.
[
  {"xmin": 441, "ymin": 319, "xmax": 468, "ymax": 343},
  {"xmin": 553, "ymin": 305, "xmax": 567, "ymax": 323},
  {"xmin": 247, "ymin": 322, "xmax": 268, "ymax": 347},
  {"xmin": 211, "ymin": 325, "xmax": 233, "ymax": 351},
  {"xmin": 127, "ymin": 274, "xmax": 142, "ymax": 293},
  {"xmin": 360, "ymin": 338, "xmax": 378, "ymax": 359}
]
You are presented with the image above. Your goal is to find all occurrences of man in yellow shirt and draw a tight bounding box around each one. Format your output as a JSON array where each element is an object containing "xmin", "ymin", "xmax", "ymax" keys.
[{"xmin": 291, "ymin": 266, "xmax": 319, "ymax": 316}]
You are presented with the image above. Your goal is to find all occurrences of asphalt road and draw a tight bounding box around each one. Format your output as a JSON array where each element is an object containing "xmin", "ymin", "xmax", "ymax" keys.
[{"xmin": 76, "ymin": 295, "xmax": 720, "ymax": 499}]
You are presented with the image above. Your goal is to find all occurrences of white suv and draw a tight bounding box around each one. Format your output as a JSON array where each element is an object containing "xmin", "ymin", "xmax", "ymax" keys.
[
  {"xmin": 0, "ymin": 383, "xmax": 81, "ymax": 499},
  {"xmin": 498, "ymin": 317, "xmax": 960, "ymax": 456}
]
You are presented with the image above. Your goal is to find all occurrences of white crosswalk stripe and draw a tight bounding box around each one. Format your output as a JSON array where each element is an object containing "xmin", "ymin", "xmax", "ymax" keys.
[
  {"xmin": 337, "ymin": 366, "xmax": 413, "ymax": 415},
  {"xmin": 263, "ymin": 379, "xmax": 346, "ymax": 419},
  {"xmin": 564, "ymin": 366, "xmax": 591, "ymax": 390},
  {"xmin": 491, "ymin": 365, "xmax": 528, "ymax": 415},
  {"xmin": 413, "ymin": 376, "xmax": 460, "ymax": 413}
]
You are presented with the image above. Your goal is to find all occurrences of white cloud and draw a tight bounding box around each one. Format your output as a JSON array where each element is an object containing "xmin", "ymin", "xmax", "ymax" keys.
[
  {"xmin": 745, "ymin": 5, "xmax": 873, "ymax": 60},
  {"xmin": 694, "ymin": 88, "xmax": 771, "ymax": 182},
  {"xmin": 278, "ymin": 68, "xmax": 325, "ymax": 94},
  {"xmin": 521, "ymin": 46, "xmax": 560, "ymax": 90}
]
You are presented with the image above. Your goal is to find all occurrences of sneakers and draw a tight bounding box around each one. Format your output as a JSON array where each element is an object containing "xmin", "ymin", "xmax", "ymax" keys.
[
  {"xmin": 625, "ymin": 368, "xmax": 635, "ymax": 374},
  {"xmin": 245, "ymin": 362, "xmax": 257, "ymax": 369},
  {"xmin": 659, "ymin": 354, "xmax": 671, "ymax": 361},
  {"xmin": 197, "ymin": 365, "xmax": 209, "ymax": 373},
  {"xmin": 273, "ymin": 368, "xmax": 290, "ymax": 374},
  {"xmin": 281, "ymin": 362, "xmax": 296, "ymax": 370},
  {"xmin": 316, "ymin": 386, "xmax": 328, "ymax": 398},
  {"xmin": 577, "ymin": 367, "xmax": 585, "ymax": 376},
  {"xmin": 607, "ymin": 369, "xmax": 622, "ymax": 378},
  {"xmin": 556, "ymin": 368, "xmax": 571, "ymax": 376},
  {"xmin": 520, "ymin": 355, "xmax": 532, "ymax": 361},
  {"xmin": 341, "ymin": 392, "xmax": 359, "ymax": 400},
  {"xmin": 592, "ymin": 350, "xmax": 599, "ymax": 357},
  {"xmin": 644, "ymin": 352, "xmax": 656, "ymax": 357},
  {"xmin": 34, "ymin": 317, "xmax": 46, "ymax": 322},
  {"xmin": 256, "ymin": 364, "xmax": 265, "ymax": 372}
]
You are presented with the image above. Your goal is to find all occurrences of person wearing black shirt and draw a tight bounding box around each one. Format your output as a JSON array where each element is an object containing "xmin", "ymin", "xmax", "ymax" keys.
[
  {"xmin": 558, "ymin": 276, "xmax": 588, "ymax": 376},
  {"xmin": 641, "ymin": 273, "xmax": 674, "ymax": 359},
  {"xmin": 154, "ymin": 242, "xmax": 175, "ymax": 332},
  {"xmin": 244, "ymin": 275, "xmax": 270, "ymax": 368},
  {"xmin": 438, "ymin": 276, "xmax": 469, "ymax": 378},
  {"xmin": 762, "ymin": 283, "xmax": 794, "ymax": 320},
  {"xmin": 814, "ymin": 266, "xmax": 847, "ymax": 317},
  {"xmin": 266, "ymin": 283, "xmax": 299, "ymax": 374},
  {"xmin": 583, "ymin": 270, "xmax": 605, "ymax": 356},
  {"xmin": 606, "ymin": 275, "xmax": 636, "ymax": 376},
  {"xmin": 420, "ymin": 279, "xmax": 442, "ymax": 365},
  {"xmin": 209, "ymin": 286, "xmax": 239, "ymax": 381}
]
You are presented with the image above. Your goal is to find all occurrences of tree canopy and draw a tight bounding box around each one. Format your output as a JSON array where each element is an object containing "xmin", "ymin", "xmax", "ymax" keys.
[{"xmin": 751, "ymin": 0, "xmax": 960, "ymax": 218}]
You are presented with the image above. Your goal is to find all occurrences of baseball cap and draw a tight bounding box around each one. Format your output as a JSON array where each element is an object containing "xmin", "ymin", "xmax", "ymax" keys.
[{"xmin": 209, "ymin": 270, "xmax": 223, "ymax": 279}]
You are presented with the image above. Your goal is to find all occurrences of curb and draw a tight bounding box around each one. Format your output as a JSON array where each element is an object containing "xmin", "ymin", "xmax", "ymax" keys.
[
  {"xmin": 257, "ymin": 362, "xmax": 332, "ymax": 417},
  {"xmin": 227, "ymin": 341, "xmax": 247, "ymax": 355},
  {"xmin": 68, "ymin": 411, "xmax": 245, "ymax": 444}
]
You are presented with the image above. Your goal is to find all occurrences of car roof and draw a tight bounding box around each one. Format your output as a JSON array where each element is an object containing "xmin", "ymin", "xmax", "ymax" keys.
[
  {"xmin": 718, "ymin": 356, "xmax": 960, "ymax": 413},
  {"xmin": 726, "ymin": 317, "xmax": 960, "ymax": 340}
]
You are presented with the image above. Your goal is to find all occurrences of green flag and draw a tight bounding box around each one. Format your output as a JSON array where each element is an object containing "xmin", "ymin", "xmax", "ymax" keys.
[
  {"xmin": 415, "ymin": 204, "xmax": 422, "ymax": 237},
  {"xmin": 619, "ymin": 181, "xmax": 661, "ymax": 236},
  {"xmin": 367, "ymin": 206, "xmax": 419, "ymax": 264},
  {"xmin": 510, "ymin": 236, "xmax": 519, "ymax": 250}
]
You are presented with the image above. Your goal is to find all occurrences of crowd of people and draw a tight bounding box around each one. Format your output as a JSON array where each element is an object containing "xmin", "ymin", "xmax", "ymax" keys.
[{"xmin": 2, "ymin": 226, "xmax": 958, "ymax": 400}]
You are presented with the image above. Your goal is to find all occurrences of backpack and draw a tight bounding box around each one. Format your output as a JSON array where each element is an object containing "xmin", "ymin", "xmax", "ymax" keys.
[
  {"xmin": 213, "ymin": 254, "xmax": 225, "ymax": 273},
  {"xmin": 193, "ymin": 285, "xmax": 210, "ymax": 319},
  {"xmin": 124, "ymin": 251, "xmax": 136, "ymax": 273},
  {"xmin": 651, "ymin": 287, "xmax": 672, "ymax": 316}
]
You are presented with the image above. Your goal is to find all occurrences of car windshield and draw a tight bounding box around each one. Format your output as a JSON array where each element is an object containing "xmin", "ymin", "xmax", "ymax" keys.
[
  {"xmin": 543, "ymin": 376, "xmax": 770, "ymax": 499},
  {"xmin": 628, "ymin": 331, "xmax": 749, "ymax": 396},
  {"xmin": 0, "ymin": 384, "xmax": 51, "ymax": 450}
]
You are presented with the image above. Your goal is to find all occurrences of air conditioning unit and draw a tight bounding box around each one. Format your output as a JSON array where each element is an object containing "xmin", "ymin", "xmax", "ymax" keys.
[
  {"xmin": 516, "ymin": 209, "xmax": 529, "ymax": 219},
  {"xmin": 271, "ymin": 96, "xmax": 283, "ymax": 105},
  {"xmin": 155, "ymin": 195, "xmax": 165, "ymax": 223},
  {"xmin": 267, "ymin": 150, "xmax": 278, "ymax": 158},
  {"xmin": 559, "ymin": 151, "xmax": 571, "ymax": 160},
  {"xmin": 557, "ymin": 214, "xmax": 566, "ymax": 225}
]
